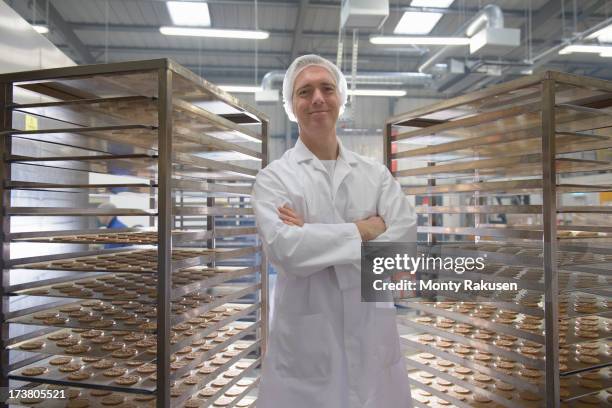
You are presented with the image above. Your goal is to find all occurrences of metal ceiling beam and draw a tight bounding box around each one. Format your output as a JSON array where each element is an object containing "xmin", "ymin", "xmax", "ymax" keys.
[
  {"xmin": 32, "ymin": 0, "xmax": 95, "ymax": 64},
  {"xmin": 184, "ymin": 65, "xmax": 281, "ymax": 73},
  {"xmin": 69, "ymin": 22, "xmax": 292, "ymax": 35},
  {"xmin": 291, "ymin": 0, "xmax": 309, "ymax": 61},
  {"xmin": 122, "ymin": 0, "xmax": 527, "ymax": 17},
  {"xmin": 68, "ymin": 23, "xmax": 378, "ymax": 40},
  {"xmin": 67, "ymin": 45, "xmax": 423, "ymax": 65},
  {"xmin": 65, "ymin": 45, "xmax": 286, "ymax": 59},
  {"xmin": 68, "ymin": 23, "xmax": 552, "ymax": 47}
]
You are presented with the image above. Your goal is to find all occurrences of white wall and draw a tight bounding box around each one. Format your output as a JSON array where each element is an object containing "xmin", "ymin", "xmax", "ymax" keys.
[{"xmin": 0, "ymin": 0, "xmax": 74, "ymax": 74}]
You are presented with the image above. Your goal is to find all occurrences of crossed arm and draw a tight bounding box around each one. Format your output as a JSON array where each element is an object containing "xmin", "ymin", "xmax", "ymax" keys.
[
  {"xmin": 278, "ymin": 205, "xmax": 387, "ymax": 241},
  {"xmin": 252, "ymin": 165, "xmax": 415, "ymax": 279}
]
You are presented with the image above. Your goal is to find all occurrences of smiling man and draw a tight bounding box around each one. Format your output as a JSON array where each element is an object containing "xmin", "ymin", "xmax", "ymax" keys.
[{"xmin": 252, "ymin": 54, "xmax": 415, "ymax": 408}]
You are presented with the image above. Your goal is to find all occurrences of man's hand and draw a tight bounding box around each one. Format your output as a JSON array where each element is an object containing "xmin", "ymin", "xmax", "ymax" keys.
[
  {"xmin": 355, "ymin": 216, "xmax": 386, "ymax": 241},
  {"xmin": 278, "ymin": 205, "xmax": 304, "ymax": 227}
]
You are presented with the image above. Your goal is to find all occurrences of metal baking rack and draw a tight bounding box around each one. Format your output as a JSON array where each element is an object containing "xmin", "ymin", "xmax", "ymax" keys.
[
  {"xmin": 0, "ymin": 59, "xmax": 268, "ymax": 408},
  {"xmin": 7, "ymin": 357, "xmax": 260, "ymax": 408},
  {"xmin": 385, "ymin": 71, "xmax": 612, "ymax": 407}
]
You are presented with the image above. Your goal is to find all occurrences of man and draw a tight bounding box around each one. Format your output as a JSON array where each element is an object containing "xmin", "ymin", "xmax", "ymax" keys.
[
  {"xmin": 96, "ymin": 202, "xmax": 129, "ymax": 249},
  {"xmin": 252, "ymin": 54, "xmax": 415, "ymax": 408}
]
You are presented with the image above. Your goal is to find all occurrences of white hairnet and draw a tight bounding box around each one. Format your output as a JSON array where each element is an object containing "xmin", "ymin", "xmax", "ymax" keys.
[
  {"xmin": 282, "ymin": 54, "xmax": 348, "ymax": 122},
  {"xmin": 97, "ymin": 202, "xmax": 117, "ymax": 210}
]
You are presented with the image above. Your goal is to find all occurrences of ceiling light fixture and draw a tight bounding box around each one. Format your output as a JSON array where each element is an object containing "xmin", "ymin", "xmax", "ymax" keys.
[
  {"xmin": 347, "ymin": 89, "xmax": 407, "ymax": 97},
  {"xmin": 394, "ymin": 12, "xmax": 443, "ymax": 35},
  {"xmin": 559, "ymin": 44, "xmax": 612, "ymax": 55},
  {"xmin": 587, "ymin": 23, "xmax": 612, "ymax": 43},
  {"xmin": 160, "ymin": 26, "xmax": 269, "ymax": 39},
  {"xmin": 410, "ymin": 0, "xmax": 455, "ymax": 8},
  {"xmin": 33, "ymin": 25, "xmax": 49, "ymax": 34},
  {"xmin": 370, "ymin": 36, "xmax": 469, "ymax": 45},
  {"xmin": 166, "ymin": 1, "xmax": 211, "ymax": 27}
]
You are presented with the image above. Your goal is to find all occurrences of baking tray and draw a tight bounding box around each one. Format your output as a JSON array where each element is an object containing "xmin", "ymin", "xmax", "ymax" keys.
[
  {"xmin": 10, "ymin": 227, "xmax": 256, "ymax": 245},
  {"xmin": 170, "ymin": 342, "xmax": 261, "ymax": 408},
  {"xmin": 403, "ymin": 331, "xmax": 611, "ymax": 382},
  {"xmin": 7, "ymin": 206, "xmax": 252, "ymax": 217},
  {"xmin": 417, "ymin": 244, "xmax": 612, "ymax": 278},
  {"xmin": 398, "ymin": 303, "xmax": 611, "ymax": 346},
  {"xmin": 12, "ymin": 267, "xmax": 259, "ymax": 304},
  {"xmin": 180, "ymin": 376, "xmax": 259, "ymax": 408},
  {"xmin": 11, "ymin": 93, "xmax": 262, "ymax": 143},
  {"xmin": 7, "ymin": 302, "xmax": 255, "ymax": 353},
  {"xmin": 407, "ymin": 355, "xmax": 528, "ymax": 408},
  {"xmin": 407, "ymin": 281, "xmax": 612, "ymax": 319},
  {"xmin": 408, "ymin": 353, "xmax": 612, "ymax": 402},
  {"xmin": 169, "ymin": 321, "xmax": 260, "ymax": 380},
  {"xmin": 8, "ymin": 325, "xmax": 258, "ymax": 396},
  {"xmin": 7, "ymin": 286, "xmax": 258, "ymax": 332},
  {"xmin": 8, "ymin": 177, "xmax": 254, "ymax": 195},
  {"xmin": 12, "ymin": 246, "xmax": 260, "ymax": 274},
  {"xmin": 407, "ymin": 375, "xmax": 483, "ymax": 408},
  {"xmin": 7, "ymin": 122, "xmax": 261, "ymax": 160},
  {"xmin": 404, "ymin": 335, "xmax": 541, "ymax": 393},
  {"xmin": 7, "ymin": 358, "xmax": 260, "ymax": 408}
]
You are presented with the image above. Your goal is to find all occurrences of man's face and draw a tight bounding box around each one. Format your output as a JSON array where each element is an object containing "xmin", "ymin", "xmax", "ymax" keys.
[{"xmin": 292, "ymin": 65, "xmax": 340, "ymax": 133}]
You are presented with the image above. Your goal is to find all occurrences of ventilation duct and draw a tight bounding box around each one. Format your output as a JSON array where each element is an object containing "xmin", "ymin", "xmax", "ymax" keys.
[{"xmin": 419, "ymin": 4, "xmax": 520, "ymax": 73}]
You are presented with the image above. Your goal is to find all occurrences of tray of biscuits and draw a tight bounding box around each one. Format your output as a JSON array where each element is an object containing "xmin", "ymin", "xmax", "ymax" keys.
[
  {"xmin": 15, "ymin": 266, "xmax": 258, "ymax": 302},
  {"xmin": 16, "ymin": 247, "xmax": 259, "ymax": 274}
]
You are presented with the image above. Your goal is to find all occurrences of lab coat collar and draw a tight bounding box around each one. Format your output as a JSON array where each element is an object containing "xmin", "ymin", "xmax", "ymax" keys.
[
  {"xmin": 293, "ymin": 137, "xmax": 357, "ymax": 199},
  {"xmin": 293, "ymin": 136, "xmax": 358, "ymax": 166}
]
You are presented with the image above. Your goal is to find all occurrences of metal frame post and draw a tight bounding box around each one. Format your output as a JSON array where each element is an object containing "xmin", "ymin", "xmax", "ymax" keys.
[
  {"xmin": 260, "ymin": 120, "xmax": 269, "ymax": 357},
  {"xmin": 383, "ymin": 123, "xmax": 392, "ymax": 171},
  {"xmin": 156, "ymin": 66, "xmax": 173, "ymax": 408},
  {"xmin": 0, "ymin": 81, "xmax": 12, "ymax": 408},
  {"xmin": 541, "ymin": 75, "xmax": 560, "ymax": 408},
  {"xmin": 150, "ymin": 180, "xmax": 156, "ymax": 228},
  {"xmin": 426, "ymin": 162, "xmax": 436, "ymax": 245},
  {"xmin": 206, "ymin": 192, "xmax": 215, "ymax": 267}
]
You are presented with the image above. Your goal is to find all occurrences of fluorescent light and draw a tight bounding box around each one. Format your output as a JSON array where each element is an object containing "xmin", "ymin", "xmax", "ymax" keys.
[
  {"xmin": 411, "ymin": 0, "xmax": 454, "ymax": 7},
  {"xmin": 347, "ymin": 89, "xmax": 407, "ymax": 97},
  {"xmin": 587, "ymin": 23, "xmax": 612, "ymax": 43},
  {"xmin": 394, "ymin": 12, "xmax": 443, "ymax": 35},
  {"xmin": 559, "ymin": 44, "xmax": 612, "ymax": 54},
  {"xmin": 599, "ymin": 50, "xmax": 612, "ymax": 57},
  {"xmin": 219, "ymin": 85, "xmax": 261, "ymax": 93},
  {"xmin": 33, "ymin": 25, "xmax": 49, "ymax": 34},
  {"xmin": 160, "ymin": 26, "xmax": 269, "ymax": 39},
  {"xmin": 370, "ymin": 36, "xmax": 469, "ymax": 45},
  {"xmin": 167, "ymin": 1, "xmax": 211, "ymax": 27}
]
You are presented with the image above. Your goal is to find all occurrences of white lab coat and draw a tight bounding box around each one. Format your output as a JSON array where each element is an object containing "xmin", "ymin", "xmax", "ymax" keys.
[{"xmin": 252, "ymin": 137, "xmax": 415, "ymax": 408}]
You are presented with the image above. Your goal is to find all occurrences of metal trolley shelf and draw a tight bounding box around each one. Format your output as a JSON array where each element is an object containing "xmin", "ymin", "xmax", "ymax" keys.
[
  {"xmin": 385, "ymin": 71, "xmax": 612, "ymax": 408},
  {"xmin": 0, "ymin": 58, "xmax": 269, "ymax": 408}
]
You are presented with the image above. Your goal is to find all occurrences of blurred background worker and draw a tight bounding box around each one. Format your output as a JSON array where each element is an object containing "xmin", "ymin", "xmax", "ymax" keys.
[
  {"xmin": 252, "ymin": 55, "xmax": 415, "ymax": 408},
  {"xmin": 96, "ymin": 202, "xmax": 128, "ymax": 249}
]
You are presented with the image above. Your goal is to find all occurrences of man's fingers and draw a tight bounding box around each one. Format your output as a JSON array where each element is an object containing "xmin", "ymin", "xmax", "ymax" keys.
[
  {"xmin": 278, "ymin": 206, "xmax": 304, "ymax": 227},
  {"xmin": 278, "ymin": 206, "xmax": 298, "ymax": 217},
  {"xmin": 279, "ymin": 213, "xmax": 300, "ymax": 224}
]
